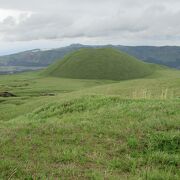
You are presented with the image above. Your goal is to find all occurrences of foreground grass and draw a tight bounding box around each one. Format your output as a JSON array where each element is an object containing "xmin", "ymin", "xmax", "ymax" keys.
[
  {"xmin": 0, "ymin": 69, "xmax": 179, "ymax": 179},
  {"xmin": 0, "ymin": 96, "xmax": 179, "ymax": 179}
]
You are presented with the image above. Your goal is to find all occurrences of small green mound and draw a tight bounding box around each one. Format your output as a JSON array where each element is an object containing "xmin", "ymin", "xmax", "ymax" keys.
[{"xmin": 43, "ymin": 48, "xmax": 155, "ymax": 80}]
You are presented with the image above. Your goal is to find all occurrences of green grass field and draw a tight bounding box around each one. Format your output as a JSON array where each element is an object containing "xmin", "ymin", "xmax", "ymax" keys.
[{"xmin": 0, "ymin": 68, "xmax": 180, "ymax": 179}]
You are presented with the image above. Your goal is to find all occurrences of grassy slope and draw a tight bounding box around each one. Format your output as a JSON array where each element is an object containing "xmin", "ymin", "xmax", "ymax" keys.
[
  {"xmin": 0, "ymin": 68, "xmax": 180, "ymax": 179},
  {"xmin": 43, "ymin": 48, "xmax": 156, "ymax": 80},
  {"xmin": 81, "ymin": 69, "xmax": 180, "ymax": 99},
  {"xmin": 0, "ymin": 72, "xmax": 112, "ymax": 121}
]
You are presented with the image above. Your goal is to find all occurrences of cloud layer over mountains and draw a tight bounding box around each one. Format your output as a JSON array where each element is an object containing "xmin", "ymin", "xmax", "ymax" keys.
[{"xmin": 0, "ymin": 0, "xmax": 180, "ymax": 54}]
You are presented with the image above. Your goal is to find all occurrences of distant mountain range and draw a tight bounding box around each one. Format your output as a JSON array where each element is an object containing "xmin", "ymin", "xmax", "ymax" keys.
[{"xmin": 0, "ymin": 44, "xmax": 179, "ymax": 74}]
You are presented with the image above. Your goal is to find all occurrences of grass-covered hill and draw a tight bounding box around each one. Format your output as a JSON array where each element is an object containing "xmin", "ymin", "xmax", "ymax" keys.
[{"xmin": 43, "ymin": 48, "xmax": 155, "ymax": 80}]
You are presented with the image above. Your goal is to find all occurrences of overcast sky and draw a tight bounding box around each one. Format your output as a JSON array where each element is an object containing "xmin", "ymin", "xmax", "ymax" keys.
[{"xmin": 0, "ymin": 0, "xmax": 180, "ymax": 55}]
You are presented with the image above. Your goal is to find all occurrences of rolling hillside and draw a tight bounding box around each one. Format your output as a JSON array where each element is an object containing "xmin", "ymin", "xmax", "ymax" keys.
[
  {"xmin": 0, "ymin": 67, "xmax": 179, "ymax": 179},
  {"xmin": 43, "ymin": 48, "xmax": 155, "ymax": 80}
]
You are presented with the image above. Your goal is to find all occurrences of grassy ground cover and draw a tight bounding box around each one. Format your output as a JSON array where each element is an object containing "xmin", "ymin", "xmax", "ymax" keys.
[{"xmin": 0, "ymin": 68, "xmax": 179, "ymax": 179}]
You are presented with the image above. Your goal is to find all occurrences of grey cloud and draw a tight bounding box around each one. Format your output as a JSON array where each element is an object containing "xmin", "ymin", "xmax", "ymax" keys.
[
  {"xmin": 0, "ymin": 0, "xmax": 180, "ymax": 46},
  {"xmin": 1, "ymin": 12, "xmax": 149, "ymax": 41}
]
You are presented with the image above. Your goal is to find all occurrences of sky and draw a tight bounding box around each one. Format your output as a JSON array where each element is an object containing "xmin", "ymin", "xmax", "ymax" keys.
[{"xmin": 0, "ymin": 0, "xmax": 180, "ymax": 55}]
